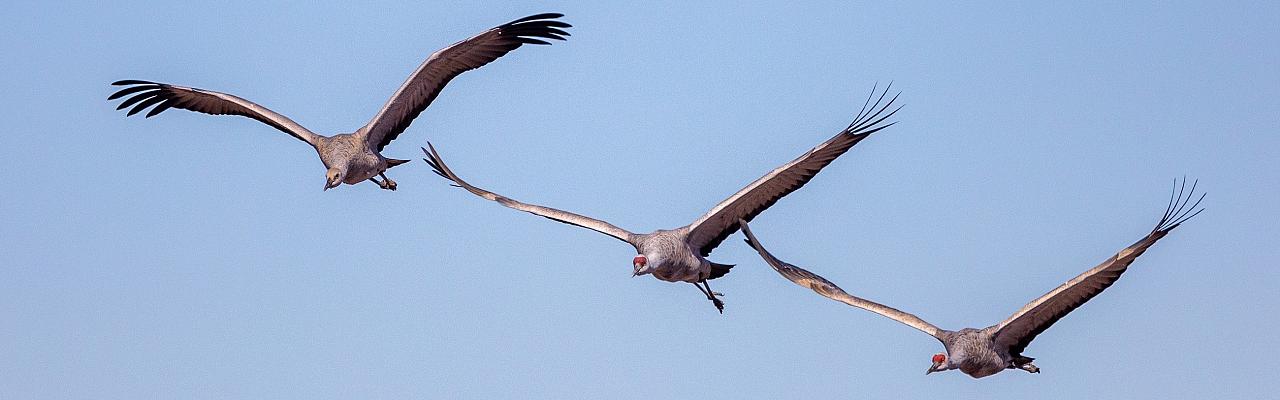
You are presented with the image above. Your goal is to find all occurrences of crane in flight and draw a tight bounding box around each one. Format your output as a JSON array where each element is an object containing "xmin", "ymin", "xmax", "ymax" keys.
[
  {"xmin": 739, "ymin": 178, "xmax": 1203, "ymax": 377},
  {"xmin": 109, "ymin": 13, "xmax": 570, "ymax": 191},
  {"xmin": 423, "ymin": 85, "xmax": 900, "ymax": 313}
]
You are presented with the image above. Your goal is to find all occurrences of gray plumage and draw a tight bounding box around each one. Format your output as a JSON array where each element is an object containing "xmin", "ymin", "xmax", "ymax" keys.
[
  {"xmin": 739, "ymin": 178, "xmax": 1204, "ymax": 378},
  {"xmin": 108, "ymin": 13, "xmax": 570, "ymax": 191},
  {"xmin": 423, "ymin": 84, "xmax": 901, "ymax": 313}
]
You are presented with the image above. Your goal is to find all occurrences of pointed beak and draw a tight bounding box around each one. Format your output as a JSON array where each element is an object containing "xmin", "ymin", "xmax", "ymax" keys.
[
  {"xmin": 632, "ymin": 255, "xmax": 648, "ymax": 277},
  {"xmin": 926, "ymin": 363, "xmax": 941, "ymax": 375}
]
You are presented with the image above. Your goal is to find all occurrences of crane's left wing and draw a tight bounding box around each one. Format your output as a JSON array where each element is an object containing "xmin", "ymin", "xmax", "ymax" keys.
[
  {"xmin": 991, "ymin": 178, "xmax": 1204, "ymax": 356},
  {"xmin": 422, "ymin": 143, "xmax": 638, "ymax": 245},
  {"xmin": 685, "ymin": 84, "xmax": 900, "ymax": 257},
  {"xmin": 740, "ymin": 220, "xmax": 945, "ymax": 339},
  {"xmin": 108, "ymin": 80, "xmax": 323, "ymax": 146},
  {"xmin": 360, "ymin": 13, "xmax": 570, "ymax": 152}
]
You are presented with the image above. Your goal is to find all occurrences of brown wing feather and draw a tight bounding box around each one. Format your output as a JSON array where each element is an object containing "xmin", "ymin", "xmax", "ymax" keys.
[
  {"xmin": 992, "ymin": 179, "xmax": 1205, "ymax": 356},
  {"xmin": 422, "ymin": 143, "xmax": 636, "ymax": 245},
  {"xmin": 739, "ymin": 220, "xmax": 945, "ymax": 339},
  {"xmin": 361, "ymin": 13, "xmax": 570, "ymax": 152},
  {"xmin": 684, "ymin": 84, "xmax": 901, "ymax": 257},
  {"xmin": 108, "ymin": 80, "xmax": 321, "ymax": 146}
]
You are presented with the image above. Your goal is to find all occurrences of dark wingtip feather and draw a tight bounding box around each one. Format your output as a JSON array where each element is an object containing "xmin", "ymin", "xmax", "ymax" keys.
[
  {"xmin": 115, "ymin": 90, "xmax": 160, "ymax": 111},
  {"xmin": 501, "ymin": 13, "xmax": 571, "ymax": 44},
  {"xmin": 108, "ymin": 84, "xmax": 158, "ymax": 100},
  {"xmin": 1154, "ymin": 177, "xmax": 1206, "ymax": 233},
  {"xmin": 421, "ymin": 145, "xmax": 453, "ymax": 181},
  {"xmin": 518, "ymin": 30, "xmax": 570, "ymax": 40},
  {"xmin": 111, "ymin": 79, "xmax": 154, "ymax": 86},
  {"xmin": 844, "ymin": 83, "xmax": 903, "ymax": 135},
  {"xmin": 144, "ymin": 99, "xmax": 175, "ymax": 118},
  {"xmin": 522, "ymin": 20, "xmax": 572, "ymax": 29},
  {"xmin": 516, "ymin": 38, "xmax": 553, "ymax": 46},
  {"xmin": 126, "ymin": 96, "xmax": 165, "ymax": 116},
  {"xmin": 509, "ymin": 13, "xmax": 565, "ymax": 24}
]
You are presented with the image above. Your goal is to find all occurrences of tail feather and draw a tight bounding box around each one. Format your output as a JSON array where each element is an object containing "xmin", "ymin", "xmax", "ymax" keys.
[
  {"xmin": 708, "ymin": 262, "xmax": 734, "ymax": 280},
  {"xmin": 385, "ymin": 158, "xmax": 411, "ymax": 168}
]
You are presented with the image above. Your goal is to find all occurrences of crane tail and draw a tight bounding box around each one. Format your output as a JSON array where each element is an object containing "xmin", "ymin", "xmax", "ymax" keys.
[
  {"xmin": 385, "ymin": 158, "xmax": 412, "ymax": 169},
  {"xmin": 707, "ymin": 262, "xmax": 734, "ymax": 280}
]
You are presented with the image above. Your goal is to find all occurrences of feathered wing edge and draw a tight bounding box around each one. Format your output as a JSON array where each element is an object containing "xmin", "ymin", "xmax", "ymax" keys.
[
  {"xmin": 685, "ymin": 83, "xmax": 901, "ymax": 257},
  {"xmin": 361, "ymin": 13, "xmax": 570, "ymax": 152},
  {"xmin": 739, "ymin": 219, "xmax": 945, "ymax": 340},
  {"xmin": 108, "ymin": 80, "xmax": 322, "ymax": 146},
  {"xmin": 422, "ymin": 143, "xmax": 636, "ymax": 245},
  {"xmin": 991, "ymin": 178, "xmax": 1205, "ymax": 356}
]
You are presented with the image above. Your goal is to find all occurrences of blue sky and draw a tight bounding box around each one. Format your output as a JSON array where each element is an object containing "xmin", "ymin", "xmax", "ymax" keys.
[{"xmin": 2, "ymin": 1, "xmax": 1277, "ymax": 398}]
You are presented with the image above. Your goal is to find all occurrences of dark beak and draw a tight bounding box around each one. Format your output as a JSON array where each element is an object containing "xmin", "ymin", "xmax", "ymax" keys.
[{"xmin": 926, "ymin": 364, "xmax": 940, "ymax": 375}]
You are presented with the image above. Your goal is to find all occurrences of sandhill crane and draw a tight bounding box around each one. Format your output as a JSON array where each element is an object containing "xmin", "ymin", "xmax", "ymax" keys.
[
  {"xmin": 422, "ymin": 85, "xmax": 901, "ymax": 313},
  {"xmin": 738, "ymin": 178, "xmax": 1203, "ymax": 377},
  {"xmin": 108, "ymin": 13, "xmax": 570, "ymax": 191}
]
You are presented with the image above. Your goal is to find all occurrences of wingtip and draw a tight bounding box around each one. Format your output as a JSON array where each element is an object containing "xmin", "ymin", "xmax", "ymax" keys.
[
  {"xmin": 737, "ymin": 219, "xmax": 760, "ymax": 248},
  {"xmin": 111, "ymin": 79, "xmax": 153, "ymax": 86},
  {"xmin": 526, "ymin": 12, "xmax": 565, "ymax": 20},
  {"xmin": 518, "ymin": 38, "xmax": 553, "ymax": 46},
  {"xmin": 508, "ymin": 12, "xmax": 567, "ymax": 25},
  {"xmin": 1154, "ymin": 177, "xmax": 1206, "ymax": 233},
  {"xmin": 845, "ymin": 83, "xmax": 903, "ymax": 135}
]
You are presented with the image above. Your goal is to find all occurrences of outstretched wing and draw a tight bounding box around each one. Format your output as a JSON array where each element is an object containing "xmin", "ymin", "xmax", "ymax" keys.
[
  {"xmin": 109, "ymin": 80, "xmax": 321, "ymax": 146},
  {"xmin": 360, "ymin": 13, "xmax": 570, "ymax": 152},
  {"xmin": 685, "ymin": 84, "xmax": 901, "ymax": 257},
  {"xmin": 422, "ymin": 143, "xmax": 636, "ymax": 245},
  {"xmin": 991, "ymin": 178, "xmax": 1205, "ymax": 356},
  {"xmin": 740, "ymin": 219, "xmax": 945, "ymax": 339}
]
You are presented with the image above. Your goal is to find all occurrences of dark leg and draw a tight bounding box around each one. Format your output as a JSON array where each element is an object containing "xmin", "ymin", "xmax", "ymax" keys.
[
  {"xmin": 378, "ymin": 172, "xmax": 397, "ymax": 191},
  {"xmin": 1017, "ymin": 362, "xmax": 1040, "ymax": 373},
  {"xmin": 692, "ymin": 280, "xmax": 725, "ymax": 314},
  {"xmin": 700, "ymin": 280, "xmax": 724, "ymax": 297},
  {"xmin": 1011, "ymin": 356, "xmax": 1039, "ymax": 373}
]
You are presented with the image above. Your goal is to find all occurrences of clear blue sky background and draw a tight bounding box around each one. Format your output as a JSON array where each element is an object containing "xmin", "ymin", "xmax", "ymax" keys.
[{"xmin": 2, "ymin": 1, "xmax": 1277, "ymax": 398}]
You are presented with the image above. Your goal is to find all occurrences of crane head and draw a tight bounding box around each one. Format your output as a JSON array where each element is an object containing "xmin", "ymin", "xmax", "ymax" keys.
[
  {"xmin": 632, "ymin": 255, "xmax": 649, "ymax": 277},
  {"xmin": 324, "ymin": 167, "xmax": 345, "ymax": 191},
  {"xmin": 926, "ymin": 353, "xmax": 947, "ymax": 375}
]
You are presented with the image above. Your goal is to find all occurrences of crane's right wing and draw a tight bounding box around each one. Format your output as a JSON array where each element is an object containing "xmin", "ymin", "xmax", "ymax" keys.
[
  {"xmin": 740, "ymin": 219, "xmax": 945, "ymax": 340},
  {"xmin": 360, "ymin": 13, "xmax": 570, "ymax": 152},
  {"xmin": 684, "ymin": 84, "xmax": 900, "ymax": 258},
  {"xmin": 991, "ymin": 178, "xmax": 1204, "ymax": 357},
  {"xmin": 423, "ymin": 143, "xmax": 637, "ymax": 245},
  {"xmin": 109, "ymin": 80, "xmax": 322, "ymax": 146}
]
